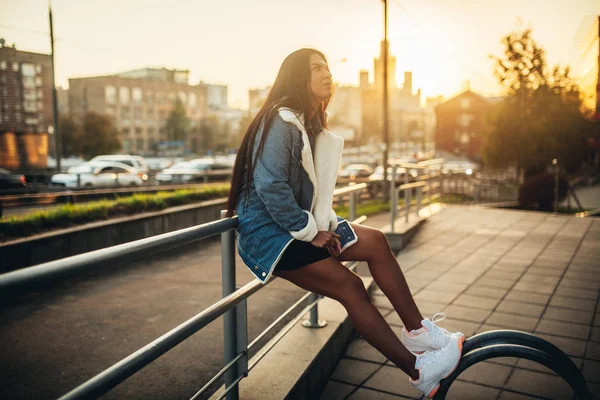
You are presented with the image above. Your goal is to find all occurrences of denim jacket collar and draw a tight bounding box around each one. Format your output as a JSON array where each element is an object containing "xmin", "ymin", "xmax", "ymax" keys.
[{"xmin": 278, "ymin": 107, "xmax": 344, "ymax": 232}]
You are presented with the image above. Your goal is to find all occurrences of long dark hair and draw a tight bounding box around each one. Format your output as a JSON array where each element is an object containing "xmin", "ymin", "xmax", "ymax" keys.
[{"xmin": 226, "ymin": 48, "xmax": 332, "ymax": 217}]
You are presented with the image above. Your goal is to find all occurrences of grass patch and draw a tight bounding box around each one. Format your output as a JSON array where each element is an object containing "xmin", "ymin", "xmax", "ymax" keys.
[
  {"xmin": 0, "ymin": 185, "xmax": 230, "ymax": 239},
  {"xmin": 334, "ymin": 200, "xmax": 391, "ymax": 219}
]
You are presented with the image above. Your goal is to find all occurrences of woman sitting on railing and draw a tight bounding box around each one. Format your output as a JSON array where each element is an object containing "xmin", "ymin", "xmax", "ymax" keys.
[{"xmin": 226, "ymin": 48, "xmax": 465, "ymax": 398}]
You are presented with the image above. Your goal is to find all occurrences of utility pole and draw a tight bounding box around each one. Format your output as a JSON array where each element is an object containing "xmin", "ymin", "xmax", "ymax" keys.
[
  {"xmin": 382, "ymin": 0, "xmax": 390, "ymax": 202},
  {"xmin": 49, "ymin": 4, "xmax": 61, "ymax": 171}
]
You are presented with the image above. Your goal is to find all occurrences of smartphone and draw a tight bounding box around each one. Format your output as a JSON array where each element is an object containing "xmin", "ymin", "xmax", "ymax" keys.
[{"xmin": 335, "ymin": 219, "xmax": 358, "ymax": 252}]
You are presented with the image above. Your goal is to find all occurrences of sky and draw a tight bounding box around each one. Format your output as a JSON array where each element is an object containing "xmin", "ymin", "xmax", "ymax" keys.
[{"xmin": 1, "ymin": 0, "xmax": 599, "ymax": 109}]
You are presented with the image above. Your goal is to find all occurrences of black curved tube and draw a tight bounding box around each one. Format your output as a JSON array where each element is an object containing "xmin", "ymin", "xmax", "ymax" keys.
[{"xmin": 433, "ymin": 344, "xmax": 592, "ymax": 400}]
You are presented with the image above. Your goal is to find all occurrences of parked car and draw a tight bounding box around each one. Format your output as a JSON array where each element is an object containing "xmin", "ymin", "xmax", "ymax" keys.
[
  {"xmin": 50, "ymin": 161, "xmax": 144, "ymax": 188},
  {"xmin": 156, "ymin": 158, "xmax": 233, "ymax": 185},
  {"xmin": 368, "ymin": 166, "xmax": 418, "ymax": 183},
  {"xmin": 0, "ymin": 168, "xmax": 27, "ymax": 192},
  {"xmin": 339, "ymin": 164, "xmax": 374, "ymax": 179},
  {"xmin": 90, "ymin": 155, "xmax": 149, "ymax": 181}
]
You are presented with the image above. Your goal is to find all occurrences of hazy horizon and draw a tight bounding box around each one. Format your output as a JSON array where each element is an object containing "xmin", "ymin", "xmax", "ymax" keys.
[{"xmin": 1, "ymin": 0, "xmax": 599, "ymax": 109}]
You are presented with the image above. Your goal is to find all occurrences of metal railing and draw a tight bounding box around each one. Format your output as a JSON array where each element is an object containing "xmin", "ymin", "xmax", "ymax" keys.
[
  {"xmin": 388, "ymin": 158, "xmax": 445, "ymax": 232},
  {"xmin": 0, "ymin": 182, "xmax": 368, "ymax": 400}
]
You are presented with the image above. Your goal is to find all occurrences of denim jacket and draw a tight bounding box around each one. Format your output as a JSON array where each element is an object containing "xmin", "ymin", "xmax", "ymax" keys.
[{"xmin": 236, "ymin": 107, "xmax": 345, "ymax": 283}]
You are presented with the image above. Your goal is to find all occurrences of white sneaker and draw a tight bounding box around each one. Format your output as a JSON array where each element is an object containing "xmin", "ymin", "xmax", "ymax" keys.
[
  {"xmin": 409, "ymin": 335, "xmax": 463, "ymax": 398},
  {"xmin": 401, "ymin": 313, "xmax": 465, "ymax": 353}
]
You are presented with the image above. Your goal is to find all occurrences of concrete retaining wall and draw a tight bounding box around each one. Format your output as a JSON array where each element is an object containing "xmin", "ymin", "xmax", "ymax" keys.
[{"xmin": 0, "ymin": 198, "xmax": 227, "ymax": 272}]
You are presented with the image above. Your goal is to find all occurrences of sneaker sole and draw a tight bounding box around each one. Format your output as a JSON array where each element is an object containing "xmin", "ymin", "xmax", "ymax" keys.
[
  {"xmin": 403, "ymin": 333, "xmax": 466, "ymax": 354},
  {"xmin": 425, "ymin": 339, "xmax": 464, "ymax": 399}
]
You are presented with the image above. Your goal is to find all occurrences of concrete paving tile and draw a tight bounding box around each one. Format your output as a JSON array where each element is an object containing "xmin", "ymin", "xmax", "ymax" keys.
[
  {"xmin": 516, "ymin": 356, "xmax": 583, "ymax": 374},
  {"xmin": 592, "ymin": 327, "xmax": 600, "ymax": 342},
  {"xmin": 347, "ymin": 387, "xmax": 407, "ymax": 400},
  {"xmin": 549, "ymin": 295, "xmax": 596, "ymax": 312},
  {"xmin": 497, "ymin": 391, "xmax": 539, "ymax": 400},
  {"xmin": 586, "ymin": 382, "xmax": 600, "ymax": 399},
  {"xmin": 506, "ymin": 369, "xmax": 573, "ymax": 400},
  {"xmin": 346, "ymin": 339, "xmax": 388, "ymax": 364},
  {"xmin": 583, "ymin": 359, "xmax": 600, "ymax": 383},
  {"xmin": 487, "ymin": 312, "xmax": 539, "ymax": 331},
  {"xmin": 544, "ymin": 307, "xmax": 593, "ymax": 325},
  {"xmin": 475, "ymin": 277, "xmax": 516, "ymax": 290},
  {"xmin": 444, "ymin": 380, "xmax": 501, "ymax": 399},
  {"xmin": 555, "ymin": 285, "xmax": 599, "ymax": 300},
  {"xmin": 505, "ymin": 291, "xmax": 551, "ymax": 305},
  {"xmin": 513, "ymin": 281, "xmax": 557, "ymax": 295},
  {"xmin": 453, "ymin": 294, "xmax": 500, "ymax": 310},
  {"xmin": 535, "ymin": 333, "xmax": 589, "ymax": 358},
  {"xmin": 526, "ymin": 267, "xmax": 564, "ymax": 277},
  {"xmin": 465, "ymin": 285, "xmax": 509, "ymax": 299},
  {"xmin": 518, "ymin": 274, "xmax": 561, "ymax": 285},
  {"xmin": 559, "ymin": 278, "xmax": 600, "ymax": 291},
  {"xmin": 536, "ymin": 319, "xmax": 591, "ymax": 340},
  {"xmin": 456, "ymin": 360, "xmax": 512, "ymax": 387},
  {"xmin": 331, "ymin": 359, "xmax": 381, "ymax": 385},
  {"xmin": 496, "ymin": 300, "xmax": 545, "ymax": 318},
  {"xmin": 483, "ymin": 269, "xmax": 523, "ymax": 280},
  {"xmin": 424, "ymin": 281, "xmax": 469, "ymax": 294},
  {"xmin": 442, "ymin": 305, "xmax": 491, "ymax": 323},
  {"xmin": 414, "ymin": 289, "xmax": 457, "ymax": 305},
  {"xmin": 363, "ymin": 365, "xmax": 421, "ymax": 398},
  {"xmin": 320, "ymin": 380, "xmax": 356, "ymax": 400}
]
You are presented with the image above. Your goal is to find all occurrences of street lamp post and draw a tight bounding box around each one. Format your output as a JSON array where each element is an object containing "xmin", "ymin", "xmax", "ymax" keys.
[{"xmin": 382, "ymin": 0, "xmax": 390, "ymax": 202}]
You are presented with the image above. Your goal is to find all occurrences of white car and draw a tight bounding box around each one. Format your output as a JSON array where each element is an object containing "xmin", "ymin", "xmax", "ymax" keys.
[
  {"xmin": 50, "ymin": 161, "xmax": 144, "ymax": 188},
  {"xmin": 90, "ymin": 155, "xmax": 149, "ymax": 181}
]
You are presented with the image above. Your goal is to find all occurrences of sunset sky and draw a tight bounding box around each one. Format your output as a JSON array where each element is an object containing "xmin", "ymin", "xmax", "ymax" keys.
[{"xmin": 1, "ymin": 0, "xmax": 599, "ymax": 108}]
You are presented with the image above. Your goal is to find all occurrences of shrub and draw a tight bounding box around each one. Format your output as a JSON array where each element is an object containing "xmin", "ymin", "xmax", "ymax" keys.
[{"xmin": 518, "ymin": 173, "xmax": 568, "ymax": 211}]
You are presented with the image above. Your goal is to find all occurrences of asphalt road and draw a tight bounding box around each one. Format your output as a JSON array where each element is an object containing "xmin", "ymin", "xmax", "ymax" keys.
[{"xmin": 0, "ymin": 236, "xmax": 312, "ymax": 400}]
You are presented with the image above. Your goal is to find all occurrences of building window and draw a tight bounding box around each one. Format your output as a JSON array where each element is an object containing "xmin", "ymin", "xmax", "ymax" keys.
[
  {"xmin": 12, "ymin": 62, "xmax": 19, "ymax": 72},
  {"xmin": 136, "ymin": 138, "xmax": 144, "ymax": 150},
  {"xmin": 36, "ymin": 64, "xmax": 42, "ymax": 73},
  {"xmin": 119, "ymin": 87, "xmax": 130, "ymax": 104},
  {"xmin": 460, "ymin": 98, "xmax": 471, "ymax": 110},
  {"xmin": 147, "ymin": 119, "xmax": 153, "ymax": 126},
  {"xmin": 121, "ymin": 119, "xmax": 130, "ymax": 126},
  {"xmin": 37, "ymin": 89, "xmax": 43, "ymax": 99},
  {"xmin": 135, "ymin": 127, "xmax": 142, "ymax": 134},
  {"xmin": 122, "ymin": 128, "xmax": 130, "ymax": 135},
  {"xmin": 132, "ymin": 87, "xmax": 143, "ymax": 104},
  {"xmin": 133, "ymin": 108, "xmax": 142, "ymax": 118},
  {"xmin": 135, "ymin": 119, "xmax": 142, "ymax": 126},
  {"xmin": 22, "ymin": 63, "xmax": 35, "ymax": 77},
  {"xmin": 178, "ymin": 91, "xmax": 187, "ymax": 104},
  {"xmin": 15, "ymin": 112, "xmax": 21, "ymax": 121},
  {"xmin": 35, "ymin": 76, "xmax": 42, "ymax": 86},
  {"xmin": 189, "ymin": 93, "xmax": 197, "ymax": 108},
  {"xmin": 25, "ymin": 117, "xmax": 38, "ymax": 125},
  {"xmin": 146, "ymin": 90, "xmax": 154, "ymax": 104},
  {"xmin": 37, "ymin": 101, "xmax": 43, "ymax": 110},
  {"xmin": 106, "ymin": 86, "xmax": 117, "ymax": 104},
  {"xmin": 120, "ymin": 106, "xmax": 130, "ymax": 115},
  {"xmin": 148, "ymin": 127, "xmax": 155, "ymax": 134},
  {"xmin": 105, "ymin": 107, "xmax": 115, "ymax": 116},
  {"xmin": 0, "ymin": 61, "xmax": 6, "ymax": 70}
]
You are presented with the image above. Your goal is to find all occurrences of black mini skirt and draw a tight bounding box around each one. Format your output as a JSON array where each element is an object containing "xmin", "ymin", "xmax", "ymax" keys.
[{"xmin": 275, "ymin": 240, "xmax": 331, "ymax": 271}]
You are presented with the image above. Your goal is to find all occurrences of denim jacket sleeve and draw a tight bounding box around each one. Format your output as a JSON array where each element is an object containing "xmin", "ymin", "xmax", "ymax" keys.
[{"xmin": 252, "ymin": 115, "xmax": 318, "ymax": 242}]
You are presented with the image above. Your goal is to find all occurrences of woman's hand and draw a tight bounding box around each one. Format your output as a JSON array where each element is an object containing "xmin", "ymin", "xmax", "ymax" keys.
[{"xmin": 311, "ymin": 231, "xmax": 342, "ymax": 258}]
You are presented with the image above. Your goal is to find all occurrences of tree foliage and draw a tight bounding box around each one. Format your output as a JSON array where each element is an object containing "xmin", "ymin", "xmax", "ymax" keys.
[
  {"xmin": 58, "ymin": 113, "xmax": 120, "ymax": 158},
  {"xmin": 165, "ymin": 98, "xmax": 190, "ymax": 142},
  {"xmin": 482, "ymin": 29, "xmax": 593, "ymax": 175},
  {"xmin": 59, "ymin": 114, "xmax": 83, "ymax": 157},
  {"xmin": 82, "ymin": 112, "xmax": 121, "ymax": 158}
]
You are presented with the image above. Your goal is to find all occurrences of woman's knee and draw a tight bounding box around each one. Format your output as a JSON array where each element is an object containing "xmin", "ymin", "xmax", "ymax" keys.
[{"xmin": 337, "ymin": 273, "xmax": 370, "ymax": 305}]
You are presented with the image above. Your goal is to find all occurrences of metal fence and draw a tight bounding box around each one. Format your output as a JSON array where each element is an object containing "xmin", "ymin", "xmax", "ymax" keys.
[{"xmin": 0, "ymin": 182, "xmax": 368, "ymax": 400}]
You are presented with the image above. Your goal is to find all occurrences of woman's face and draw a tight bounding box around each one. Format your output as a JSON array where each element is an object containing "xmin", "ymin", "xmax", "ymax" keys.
[{"xmin": 308, "ymin": 53, "xmax": 332, "ymax": 103}]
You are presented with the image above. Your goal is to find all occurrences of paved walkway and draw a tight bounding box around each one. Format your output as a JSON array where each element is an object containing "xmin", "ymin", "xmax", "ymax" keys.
[{"xmin": 323, "ymin": 206, "xmax": 600, "ymax": 399}]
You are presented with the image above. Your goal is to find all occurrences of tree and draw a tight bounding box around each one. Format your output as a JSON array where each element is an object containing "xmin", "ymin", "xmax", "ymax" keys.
[
  {"xmin": 82, "ymin": 112, "xmax": 120, "ymax": 158},
  {"xmin": 58, "ymin": 114, "xmax": 83, "ymax": 157},
  {"xmin": 165, "ymin": 98, "xmax": 190, "ymax": 142},
  {"xmin": 482, "ymin": 29, "xmax": 593, "ymax": 176}
]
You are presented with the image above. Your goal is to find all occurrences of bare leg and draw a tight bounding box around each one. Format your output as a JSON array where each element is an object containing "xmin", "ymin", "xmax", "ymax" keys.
[
  {"xmin": 274, "ymin": 258, "xmax": 419, "ymax": 380},
  {"xmin": 339, "ymin": 223, "xmax": 424, "ymax": 331}
]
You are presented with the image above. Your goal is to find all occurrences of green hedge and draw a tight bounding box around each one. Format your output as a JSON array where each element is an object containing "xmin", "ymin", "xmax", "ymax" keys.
[
  {"xmin": 0, "ymin": 185, "xmax": 230, "ymax": 239},
  {"xmin": 1, "ymin": 188, "xmax": 446, "ymax": 239}
]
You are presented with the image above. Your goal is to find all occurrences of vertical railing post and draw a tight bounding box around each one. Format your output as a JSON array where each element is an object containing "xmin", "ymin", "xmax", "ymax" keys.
[
  {"xmin": 302, "ymin": 292, "xmax": 327, "ymax": 328},
  {"xmin": 390, "ymin": 166, "xmax": 397, "ymax": 232},
  {"xmin": 415, "ymin": 169, "xmax": 421, "ymax": 217},
  {"xmin": 404, "ymin": 168, "xmax": 410, "ymax": 223},
  {"xmin": 349, "ymin": 191, "xmax": 357, "ymax": 222},
  {"xmin": 553, "ymin": 158, "xmax": 559, "ymax": 214},
  {"xmin": 220, "ymin": 210, "xmax": 239, "ymax": 400}
]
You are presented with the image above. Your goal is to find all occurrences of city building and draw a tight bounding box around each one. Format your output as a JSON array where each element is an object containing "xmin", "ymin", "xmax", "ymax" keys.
[
  {"xmin": 327, "ymin": 84, "xmax": 362, "ymax": 143},
  {"xmin": 576, "ymin": 16, "xmax": 600, "ymax": 120},
  {"xmin": 57, "ymin": 86, "xmax": 69, "ymax": 115},
  {"xmin": 360, "ymin": 42, "xmax": 429, "ymax": 147},
  {"xmin": 434, "ymin": 90, "xmax": 495, "ymax": 161},
  {"xmin": 248, "ymin": 87, "xmax": 270, "ymax": 116},
  {"xmin": 0, "ymin": 41, "xmax": 51, "ymax": 169},
  {"xmin": 68, "ymin": 68, "xmax": 210, "ymax": 154}
]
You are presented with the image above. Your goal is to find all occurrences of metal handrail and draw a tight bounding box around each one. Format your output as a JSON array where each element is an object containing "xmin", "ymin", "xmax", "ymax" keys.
[{"xmin": 1, "ymin": 182, "xmax": 368, "ymax": 400}]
